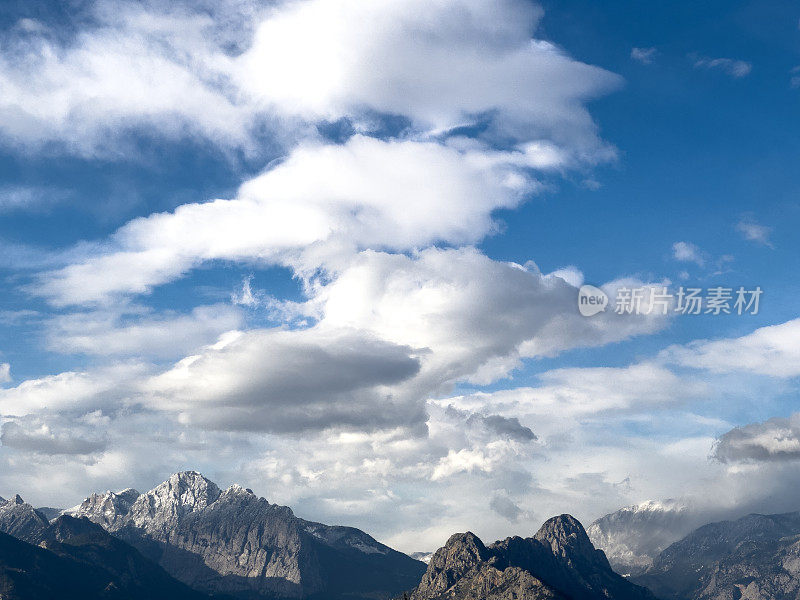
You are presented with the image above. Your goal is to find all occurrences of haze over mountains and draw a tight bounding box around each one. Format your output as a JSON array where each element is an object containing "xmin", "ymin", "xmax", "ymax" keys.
[{"xmin": 586, "ymin": 500, "xmax": 709, "ymax": 576}]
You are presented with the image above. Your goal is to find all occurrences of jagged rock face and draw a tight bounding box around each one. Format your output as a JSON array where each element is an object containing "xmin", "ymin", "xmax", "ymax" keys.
[
  {"xmin": 410, "ymin": 515, "xmax": 655, "ymax": 600},
  {"xmin": 0, "ymin": 495, "xmax": 50, "ymax": 543},
  {"xmin": 416, "ymin": 532, "xmax": 491, "ymax": 596},
  {"xmin": 633, "ymin": 511, "xmax": 800, "ymax": 600},
  {"xmin": 72, "ymin": 471, "xmax": 426, "ymax": 599},
  {"xmin": 66, "ymin": 487, "xmax": 140, "ymax": 529},
  {"xmin": 587, "ymin": 500, "xmax": 700, "ymax": 576}
]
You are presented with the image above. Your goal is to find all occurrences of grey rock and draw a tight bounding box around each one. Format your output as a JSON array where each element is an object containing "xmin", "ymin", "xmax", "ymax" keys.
[
  {"xmin": 73, "ymin": 471, "xmax": 425, "ymax": 599},
  {"xmin": 66, "ymin": 486, "xmax": 141, "ymax": 529},
  {"xmin": 633, "ymin": 511, "xmax": 800, "ymax": 600},
  {"xmin": 409, "ymin": 514, "xmax": 655, "ymax": 600},
  {"xmin": 0, "ymin": 495, "xmax": 50, "ymax": 543}
]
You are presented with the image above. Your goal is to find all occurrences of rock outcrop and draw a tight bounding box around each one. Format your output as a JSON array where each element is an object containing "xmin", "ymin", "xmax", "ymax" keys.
[{"xmin": 409, "ymin": 514, "xmax": 655, "ymax": 600}]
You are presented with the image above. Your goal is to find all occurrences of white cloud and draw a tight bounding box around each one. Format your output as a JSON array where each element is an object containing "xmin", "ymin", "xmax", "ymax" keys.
[
  {"xmin": 736, "ymin": 216, "xmax": 773, "ymax": 247},
  {"xmin": 0, "ymin": 0, "xmax": 619, "ymax": 160},
  {"xmin": 35, "ymin": 136, "xmax": 540, "ymax": 306},
  {"xmin": 312, "ymin": 248, "xmax": 671, "ymax": 389},
  {"xmin": 693, "ymin": 56, "xmax": 752, "ymax": 78},
  {"xmin": 0, "ymin": 364, "xmax": 10, "ymax": 385},
  {"xmin": 713, "ymin": 414, "xmax": 800, "ymax": 463},
  {"xmin": 238, "ymin": 0, "xmax": 619, "ymax": 152},
  {"xmin": 662, "ymin": 318, "xmax": 800, "ymax": 378},
  {"xmin": 1, "ymin": 416, "xmax": 107, "ymax": 455},
  {"xmin": 145, "ymin": 327, "xmax": 423, "ymax": 433},
  {"xmin": 45, "ymin": 304, "xmax": 243, "ymax": 359},
  {"xmin": 0, "ymin": 2, "xmax": 257, "ymax": 156},
  {"xmin": 0, "ymin": 363, "xmax": 146, "ymax": 417},
  {"xmin": 0, "ymin": 185, "xmax": 70, "ymax": 212},
  {"xmin": 631, "ymin": 47, "xmax": 657, "ymax": 65},
  {"xmin": 438, "ymin": 362, "xmax": 708, "ymax": 419},
  {"xmin": 672, "ymin": 241, "xmax": 705, "ymax": 267}
]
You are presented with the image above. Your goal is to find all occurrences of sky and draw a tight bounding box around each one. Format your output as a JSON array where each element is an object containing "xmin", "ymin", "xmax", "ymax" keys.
[{"xmin": 0, "ymin": 0, "xmax": 799, "ymax": 553}]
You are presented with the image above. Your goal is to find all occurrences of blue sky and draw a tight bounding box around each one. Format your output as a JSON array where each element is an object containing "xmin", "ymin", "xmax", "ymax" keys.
[{"xmin": 0, "ymin": 0, "xmax": 799, "ymax": 551}]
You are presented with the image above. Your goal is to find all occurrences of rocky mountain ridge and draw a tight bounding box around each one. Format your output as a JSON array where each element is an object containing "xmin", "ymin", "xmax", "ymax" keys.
[
  {"xmin": 408, "ymin": 514, "xmax": 655, "ymax": 600},
  {"xmin": 632, "ymin": 510, "xmax": 800, "ymax": 600},
  {"xmin": 66, "ymin": 471, "xmax": 425, "ymax": 599}
]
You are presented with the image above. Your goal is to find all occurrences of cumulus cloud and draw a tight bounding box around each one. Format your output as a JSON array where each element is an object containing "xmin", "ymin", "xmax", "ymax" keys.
[
  {"xmin": 662, "ymin": 318, "xmax": 800, "ymax": 378},
  {"xmin": 0, "ymin": 0, "xmax": 618, "ymax": 159},
  {"xmin": 35, "ymin": 136, "xmax": 540, "ymax": 306},
  {"xmin": 692, "ymin": 56, "xmax": 752, "ymax": 78},
  {"xmin": 312, "ymin": 248, "xmax": 671, "ymax": 389},
  {"xmin": 0, "ymin": 1, "xmax": 258, "ymax": 156},
  {"xmin": 0, "ymin": 364, "xmax": 10, "ymax": 385},
  {"xmin": 713, "ymin": 414, "xmax": 800, "ymax": 463},
  {"xmin": 1, "ymin": 417, "xmax": 107, "ymax": 455},
  {"xmin": 0, "ymin": 363, "xmax": 146, "ymax": 417},
  {"xmin": 239, "ymin": 0, "xmax": 619, "ymax": 152},
  {"xmin": 145, "ymin": 327, "xmax": 423, "ymax": 433}
]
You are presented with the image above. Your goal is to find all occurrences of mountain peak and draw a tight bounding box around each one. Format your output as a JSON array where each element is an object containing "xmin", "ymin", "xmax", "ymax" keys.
[
  {"xmin": 12, "ymin": 494, "xmax": 25, "ymax": 505},
  {"xmin": 157, "ymin": 471, "xmax": 221, "ymax": 505},
  {"xmin": 535, "ymin": 513, "xmax": 596, "ymax": 558}
]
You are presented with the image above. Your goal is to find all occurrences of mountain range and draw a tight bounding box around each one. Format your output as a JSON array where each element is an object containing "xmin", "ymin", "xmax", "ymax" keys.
[
  {"xmin": 632, "ymin": 511, "xmax": 800, "ymax": 600},
  {"xmin": 63, "ymin": 471, "xmax": 426, "ymax": 599},
  {"xmin": 0, "ymin": 509, "xmax": 206, "ymax": 599},
  {"xmin": 5, "ymin": 476, "xmax": 800, "ymax": 600}
]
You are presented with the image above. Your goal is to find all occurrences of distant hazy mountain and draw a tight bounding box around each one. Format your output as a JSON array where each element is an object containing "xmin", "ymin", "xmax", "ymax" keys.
[
  {"xmin": 35, "ymin": 506, "xmax": 64, "ymax": 521},
  {"xmin": 67, "ymin": 470, "xmax": 425, "ymax": 599},
  {"xmin": 633, "ymin": 511, "xmax": 800, "ymax": 600},
  {"xmin": 408, "ymin": 514, "xmax": 655, "ymax": 600},
  {"xmin": 411, "ymin": 551, "xmax": 434, "ymax": 564},
  {"xmin": 0, "ymin": 514, "xmax": 206, "ymax": 600},
  {"xmin": 587, "ymin": 499, "xmax": 704, "ymax": 575}
]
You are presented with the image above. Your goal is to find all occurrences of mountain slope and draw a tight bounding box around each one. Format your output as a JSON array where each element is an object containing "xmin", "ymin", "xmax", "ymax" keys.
[
  {"xmin": 409, "ymin": 514, "xmax": 655, "ymax": 600},
  {"xmin": 0, "ymin": 494, "xmax": 50, "ymax": 542},
  {"xmin": 587, "ymin": 500, "xmax": 702, "ymax": 576},
  {"xmin": 632, "ymin": 511, "xmax": 800, "ymax": 600},
  {"xmin": 70, "ymin": 471, "xmax": 426, "ymax": 599},
  {"xmin": 0, "ymin": 518, "xmax": 207, "ymax": 600}
]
